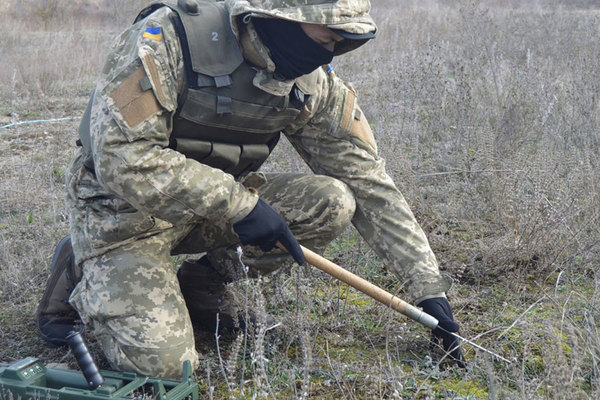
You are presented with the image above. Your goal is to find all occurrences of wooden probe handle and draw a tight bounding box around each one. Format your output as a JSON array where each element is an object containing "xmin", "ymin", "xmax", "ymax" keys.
[{"xmin": 277, "ymin": 242, "xmax": 439, "ymax": 330}]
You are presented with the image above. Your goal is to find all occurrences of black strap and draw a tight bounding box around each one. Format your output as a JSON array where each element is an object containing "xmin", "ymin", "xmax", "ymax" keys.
[
  {"xmin": 78, "ymin": 91, "xmax": 96, "ymax": 172},
  {"xmin": 168, "ymin": 11, "xmax": 193, "ymax": 118}
]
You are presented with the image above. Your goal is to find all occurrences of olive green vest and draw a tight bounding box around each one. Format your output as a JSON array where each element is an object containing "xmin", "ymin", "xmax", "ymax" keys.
[{"xmin": 80, "ymin": 0, "xmax": 310, "ymax": 178}]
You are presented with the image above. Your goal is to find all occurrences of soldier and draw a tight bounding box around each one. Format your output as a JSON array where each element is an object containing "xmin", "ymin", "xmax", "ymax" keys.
[{"xmin": 36, "ymin": 0, "xmax": 465, "ymax": 378}]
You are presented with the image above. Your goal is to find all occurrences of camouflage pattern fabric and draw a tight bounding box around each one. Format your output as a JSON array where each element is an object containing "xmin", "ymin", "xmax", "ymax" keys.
[
  {"xmin": 65, "ymin": 0, "xmax": 450, "ymax": 378},
  {"xmin": 68, "ymin": 223, "xmax": 198, "ymax": 378},
  {"xmin": 68, "ymin": 155, "xmax": 356, "ymax": 377},
  {"xmin": 227, "ymin": 0, "xmax": 377, "ymax": 36}
]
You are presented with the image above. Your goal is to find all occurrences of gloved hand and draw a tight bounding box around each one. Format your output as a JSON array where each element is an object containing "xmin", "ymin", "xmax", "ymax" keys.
[
  {"xmin": 418, "ymin": 297, "xmax": 466, "ymax": 368},
  {"xmin": 233, "ymin": 198, "xmax": 305, "ymax": 265}
]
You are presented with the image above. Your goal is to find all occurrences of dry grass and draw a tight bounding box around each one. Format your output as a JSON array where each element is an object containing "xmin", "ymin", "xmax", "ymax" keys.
[{"xmin": 1, "ymin": 0, "xmax": 600, "ymax": 398}]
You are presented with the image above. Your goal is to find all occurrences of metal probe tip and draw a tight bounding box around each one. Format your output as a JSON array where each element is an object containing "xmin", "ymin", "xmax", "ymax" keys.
[{"xmin": 438, "ymin": 327, "xmax": 513, "ymax": 364}]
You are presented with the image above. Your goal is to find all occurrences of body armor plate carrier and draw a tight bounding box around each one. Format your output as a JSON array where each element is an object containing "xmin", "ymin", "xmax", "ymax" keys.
[{"xmin": 79, "ymin": 0, "xmax": 310, "ymax": 179}]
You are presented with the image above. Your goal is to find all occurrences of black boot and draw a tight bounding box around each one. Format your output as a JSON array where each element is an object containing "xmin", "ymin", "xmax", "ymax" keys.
[
  {"xmin": 36, "ymin": 236, "xmax": 82, "ymax": 347},
  {"xmin": 177, "ymin": 256, "xmax": 243, "ymax": 332},
  {"xmin": 177, "ymin": 256, "xmax": 280, "ymax": 333}
]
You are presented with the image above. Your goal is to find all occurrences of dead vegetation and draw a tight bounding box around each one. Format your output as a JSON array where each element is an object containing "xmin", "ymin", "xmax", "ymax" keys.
[{"xmin": 1, "ymin": 0, "xmax": 599, "ymax": 398}]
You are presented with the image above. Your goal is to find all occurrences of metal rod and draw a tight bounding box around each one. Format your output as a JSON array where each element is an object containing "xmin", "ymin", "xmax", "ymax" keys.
[
  {"xmin": 278, "ymin": 242, "xmax": 512, "ymax": 364},
  {"xmin": 438, "ymin": 327, "xmax": 513, "ymax": 364}
]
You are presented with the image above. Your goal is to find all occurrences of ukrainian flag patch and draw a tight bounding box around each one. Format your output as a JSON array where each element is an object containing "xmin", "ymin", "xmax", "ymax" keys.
[{"xmin": 143, "ymin": 27, "xmax": 162, "ymax": 41}]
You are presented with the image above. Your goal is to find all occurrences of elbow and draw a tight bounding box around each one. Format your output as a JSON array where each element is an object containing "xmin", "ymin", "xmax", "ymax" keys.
[{"xmin": 93, "ymin": 150, "xmax": 134, "ymax": 199}]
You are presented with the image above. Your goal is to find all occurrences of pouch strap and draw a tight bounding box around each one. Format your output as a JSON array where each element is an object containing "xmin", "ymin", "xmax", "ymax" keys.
[{"xmin": 77, "ymin": 91, "xmax": 96, "ymax": 171}]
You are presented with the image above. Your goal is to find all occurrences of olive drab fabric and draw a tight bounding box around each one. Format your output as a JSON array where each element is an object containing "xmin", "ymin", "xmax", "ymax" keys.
[
  {"xmin": 134, "ymin": 0, "xmax": 301, "ymax": 178},
  {"xmin": 65, "ymin": 0, "xmax": 451, "ymax": 379}
]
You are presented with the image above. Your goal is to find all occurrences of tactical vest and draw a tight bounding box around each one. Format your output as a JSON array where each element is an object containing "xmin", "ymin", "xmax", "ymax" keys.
[{"xmin": 79, "ymin": 0, "xmax": 310, "ymax": 179}]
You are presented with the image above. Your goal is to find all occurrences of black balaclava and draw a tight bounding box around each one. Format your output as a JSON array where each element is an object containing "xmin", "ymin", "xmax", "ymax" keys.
[{"xmin": 252, "ymin": 17, "xmax": 334, "ymax": 80}]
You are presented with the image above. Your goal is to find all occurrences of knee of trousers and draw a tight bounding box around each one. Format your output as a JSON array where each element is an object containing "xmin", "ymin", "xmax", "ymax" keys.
[
  {"xmin": 307, "ymin": 176, "xmax": 356, "ymax": 237},
  {"xmin": 94, "ymin": 318, "xmax": 199, "ymax": 379}
]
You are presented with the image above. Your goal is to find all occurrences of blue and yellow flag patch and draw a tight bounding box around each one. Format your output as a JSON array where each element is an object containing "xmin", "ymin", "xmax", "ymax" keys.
[{"xmin": 143, "ymin": 27, "xmax": 162, "ymax": 41}]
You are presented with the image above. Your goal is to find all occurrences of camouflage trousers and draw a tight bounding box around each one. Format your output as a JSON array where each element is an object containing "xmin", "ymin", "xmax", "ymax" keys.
[{"xmin": 68, "ymin": 165, "xmax": 356, "ymax": 379}]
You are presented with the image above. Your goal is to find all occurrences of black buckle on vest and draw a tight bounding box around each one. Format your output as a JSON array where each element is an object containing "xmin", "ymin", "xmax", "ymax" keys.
[
  {"xmin": 214, "ymin": 75, "xmax": 232, "ymax": 88},
  {"xmin": 290, "ymin": 85, "xmax": 309, "ymax": 109},
  {"xmin": 216, "ymin": 96, "xmax": 232, "ymax": 114}
]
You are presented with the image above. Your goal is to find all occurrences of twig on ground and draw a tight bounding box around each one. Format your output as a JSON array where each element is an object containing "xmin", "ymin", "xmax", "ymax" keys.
[
  {"xmin": 214, "ymin": 313, "xmax": 233, "ymax": 397},
  {"xmin": 497, "ymin": 297, "xmax": 544, "ymax": 340}
]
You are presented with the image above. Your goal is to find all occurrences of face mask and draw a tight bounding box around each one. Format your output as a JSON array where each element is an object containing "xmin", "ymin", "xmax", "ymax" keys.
[{"xmin": 252, "ymin": 18, "xmax": 334, "ymax": 80}]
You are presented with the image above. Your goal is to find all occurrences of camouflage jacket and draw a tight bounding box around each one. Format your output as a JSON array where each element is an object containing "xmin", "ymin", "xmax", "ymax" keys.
[{"xmin": 75, "ymin": 0, "xmax": 450, "ymax": 302}]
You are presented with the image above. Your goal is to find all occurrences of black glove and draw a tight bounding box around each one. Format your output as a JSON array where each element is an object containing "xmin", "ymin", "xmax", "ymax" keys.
[
  {"xmin": 418, "ymin": 297, "xmax": 466, "ymax": 368},
  {"xmin": 233, "ymin": 199, "xmax": 305, "ymax": 265}
]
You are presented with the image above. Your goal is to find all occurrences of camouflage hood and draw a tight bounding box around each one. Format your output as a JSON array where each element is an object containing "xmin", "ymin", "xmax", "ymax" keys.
[{"xmin": 226, "ymin": 0, "xmax": 377, "ymax": 54}]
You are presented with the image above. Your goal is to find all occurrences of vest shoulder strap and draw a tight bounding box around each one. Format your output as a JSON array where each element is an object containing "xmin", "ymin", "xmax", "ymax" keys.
[{"xmin": 137, "ymin": 0, "xmax": 243, "ymax": 77}]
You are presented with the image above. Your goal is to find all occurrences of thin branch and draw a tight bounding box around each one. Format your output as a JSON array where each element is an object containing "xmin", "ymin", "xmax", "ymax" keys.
[
  {"xmin": 214, "ymin": 313, "xmax": 233, "ymax": 397},
  {"xmin": 497, "ymin": 297, "xmax": 544, "ymax": 340},
  {"xmin": 416, "ymin": 169, "xmax": 526, "ymax": 178}
]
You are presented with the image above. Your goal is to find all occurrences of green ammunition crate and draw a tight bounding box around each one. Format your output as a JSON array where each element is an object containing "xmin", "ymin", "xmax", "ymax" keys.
[{"xmin": 0, "ymin": 357, "xmax": 199, "ymax": 400}]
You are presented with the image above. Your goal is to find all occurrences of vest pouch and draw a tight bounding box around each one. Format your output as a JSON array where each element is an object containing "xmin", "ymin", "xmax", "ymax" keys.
[
  {"xmin": 180, "ymin": 88, "xmax": 301, "ymax": 134},
  {"xmin": 230, "ymin": 144, "xmax": 270, "ymax": 177},
  {"xmin": 174, "ymin": 138, "xmax": 212, "ymax": 161},
  {"xmin": 175, "ymin": 138, "xmax": 241, "ymax": 172},
  {"xmin": 209, "ymin": 142, "xmax": 241, "ymax": 172},
  {"xmin": 174, "ymin": 138, "xmax": 272, "ymax": 177}
]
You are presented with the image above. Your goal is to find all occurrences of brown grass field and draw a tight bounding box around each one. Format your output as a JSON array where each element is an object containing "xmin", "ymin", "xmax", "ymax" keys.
[{"xmin": 1, "ymin": 0, "xmax": 600, "ymax": 398}]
